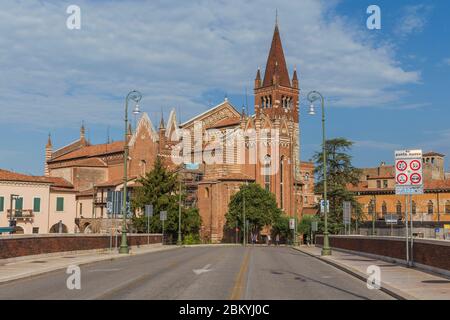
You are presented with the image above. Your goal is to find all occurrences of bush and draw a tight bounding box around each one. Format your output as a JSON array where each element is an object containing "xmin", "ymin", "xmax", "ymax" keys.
[{"xmin": 183, "ymin": 233, "xmax": 201, "ymax": 245}]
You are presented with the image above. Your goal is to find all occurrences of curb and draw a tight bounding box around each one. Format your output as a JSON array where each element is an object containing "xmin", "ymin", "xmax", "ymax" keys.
[
  {"xmin": 291, "ymin": 246, "xmax": 417, "ymax": 300},
  {"xmin": 0, "ymin": 245, "xmax": 180, "ymax": 284}
]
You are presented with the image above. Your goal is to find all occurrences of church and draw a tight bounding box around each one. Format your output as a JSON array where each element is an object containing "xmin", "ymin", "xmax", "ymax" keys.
[{"xmin": 44, "ymin": 22, "xmax": 315, "ymax": 242}]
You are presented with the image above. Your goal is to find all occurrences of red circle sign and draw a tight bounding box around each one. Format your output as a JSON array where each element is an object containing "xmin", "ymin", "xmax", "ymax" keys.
[
  {"xmin": 410, "ymin": 173, "xmax": 422, "ymax": 184},
  {"xmin": 410, "ymin": 160, "xmax": 421, "ymax": 171},
  {"xmin": 396, "ymin": 173, "xmax": 408, "ymax": 185},
  {"xmin": 396, "ymin": 160, "xmax": 407, "ymax": 172}
]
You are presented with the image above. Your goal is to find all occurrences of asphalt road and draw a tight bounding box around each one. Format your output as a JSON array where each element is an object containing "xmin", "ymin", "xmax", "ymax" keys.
[{"xmin": 0, "ymin": 246, "xmax": 394, "ymax": 300}]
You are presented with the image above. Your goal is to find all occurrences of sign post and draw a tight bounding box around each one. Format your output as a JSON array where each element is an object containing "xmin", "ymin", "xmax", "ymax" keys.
[
  {"xmin": 145, "ymin": 205, "xmax": 153, "ymax": 245},
  {"xmin": 343, "ymin": 201, "xmax": 351, "ymax": 235},
  {"xmin": 395, "ymin": 149, "xmax": 423, "ymax": 267},
  {"xmin": 160, "ymin": 211, "xmax": 167, "ymax": 245}
]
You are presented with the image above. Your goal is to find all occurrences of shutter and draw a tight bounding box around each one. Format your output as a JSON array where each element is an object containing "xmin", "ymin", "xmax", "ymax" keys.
[
  {"xmin": 0, "ymin": 197, "xmax": 4, "ymax": 212},
  {"xmin": 56, "ymin": 197, "xmax": 64, "ymax": 211},
  {"xmin": 33, "ymin": 198, "xmax": 41, "ymax": 212}
]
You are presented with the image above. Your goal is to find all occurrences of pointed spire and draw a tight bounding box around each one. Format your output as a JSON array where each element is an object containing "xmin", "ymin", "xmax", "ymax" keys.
[
  {"xmin": 263, "ymin": 21, "xmax": 291, "ymax": 87},
  {"xmin": 46, "ymin": 133, "xmax": 52, "ymax": 148},
  {"xmin": 159, "ymin": 111, "xmax": 165, "ymax": 129},
  {"xmin": 292, "ymin": 66, "xmax": 298, "ymax": 88},
  {"xmin": 255, "ymin": 67, "xmax": 261, "ymax": 81},
  {"xmin": 80, "ymin": 121, "xmax": 85, "ymax": 140}
]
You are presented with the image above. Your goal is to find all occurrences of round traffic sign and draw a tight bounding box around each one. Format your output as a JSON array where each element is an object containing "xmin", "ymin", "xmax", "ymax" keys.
[
  {"xmin": 410, "ymin": 160, "xmax": 421, "ymax": 171},
  {"xmin": 396, "ymin": 160, "xmax": 407, "ymax": 172},
  {"xmin": 396, "ymin": 173, "xmax": 408, "ymax": 185},
  {"xmin": 410, "ymin": 173, "xmax": 422, "ymax": 184}
]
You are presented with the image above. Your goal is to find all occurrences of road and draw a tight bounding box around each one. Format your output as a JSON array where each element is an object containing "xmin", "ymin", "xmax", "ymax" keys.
[{"xmin": 0, "ymin": 246, "xmax": 394, "ymax": 300}]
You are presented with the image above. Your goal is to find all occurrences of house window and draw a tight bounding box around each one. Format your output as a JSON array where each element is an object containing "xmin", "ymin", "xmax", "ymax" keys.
[
  {"xmin": 427, "ymin": 201, "xmax": 433, "ymax": 215},
  {"xmin": 32, "ymin": 227, "xmax": 39, "ymax": 234},
  {"xmin": 56, "ymin": 197, "xmax": 64, "ymax": 212},
  {"xmin": 382, "ymin": 202, "xmax": 387, "ymax": 216},
  {"xmin": 205, "ymin": 188, "xmax": 209, "ymax": 198},
  {"xmin": 396, "ymin": 201, "xmax": 402, "ymax": 216},
  {"xmin": 15, "ymin": 197, "xmax": 23, "ymax": 215},
  {"xmin": 305, "ymin": 173, "xmax": 309, "ymax": 182},
  {"xmin": 33, "ymin": 198, "xmax": 41, "ymax": 213},
  {"xmin": 412, "ymin": 201, "xmax": 417, "ymax": 215},
  {"xmin": 446, "ymin": 201, "xmax": 450, "ymax": 214},
  {"xmin": 0, "ymin": 196, "xmax": 4, "ymax": 212},
  {"xmin": 383, "ymin": 180, "xmax": 388, "ymax": 188},
  {"xmin": 377, "ymin": 180, "xmax": 381, "ymax": 188}
]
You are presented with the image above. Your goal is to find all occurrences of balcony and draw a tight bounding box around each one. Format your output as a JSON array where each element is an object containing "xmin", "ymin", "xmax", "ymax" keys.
[{"xmin": 7, "ymin": 209, "xmax": 34, "ymax": 222}]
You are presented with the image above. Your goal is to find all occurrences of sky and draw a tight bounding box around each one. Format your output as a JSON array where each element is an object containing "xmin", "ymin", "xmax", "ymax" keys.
[{"xmin": 0, "ymin": 0, "xmax": 449, "ymax": 175}]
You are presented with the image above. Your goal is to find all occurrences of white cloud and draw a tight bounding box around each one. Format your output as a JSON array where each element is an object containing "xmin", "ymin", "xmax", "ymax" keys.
[
  {"xmin": 443, "ymin": 58, "xmax": 450, "ymax": 66},
  {"xmin": 0, "ymin": 0, "xmax": 420, "ymax": 129},
  {"xmin": 394, "ymin": 5, "xmax": 433, "ymax": 37}
]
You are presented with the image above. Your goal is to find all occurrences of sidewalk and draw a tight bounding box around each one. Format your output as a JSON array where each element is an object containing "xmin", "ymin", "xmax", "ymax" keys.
[
  {"xmin": 0, "ymin": 244, "xmax": 178, "ymax": 284},
  {"xmin": 294, "ymin": 246, "xmax": 450, "ymax": 300}
]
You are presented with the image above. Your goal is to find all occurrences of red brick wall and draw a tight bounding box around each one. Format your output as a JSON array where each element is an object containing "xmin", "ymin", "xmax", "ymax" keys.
[
  {"xmin": 0, "ymin": 234, "xmax": 162, "ymax": 259},
  {"xmin": 316, "ymin": 235, "xmax": 450, "ymax": 271}
]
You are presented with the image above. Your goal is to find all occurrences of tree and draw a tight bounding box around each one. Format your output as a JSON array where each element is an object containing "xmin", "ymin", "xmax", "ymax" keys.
[
  {"xmin": 225, "ymin": 183, "xmax": 283, "ymax": 236},
  {"xmin": 271, "ymin": 215, "xmax": 292, "ymax": 243},
  {"xmin": 131, "ymin": 157, "xmax": 201, "ymax": 241},
  {"xmin": 313, "ymin": 138, "xmax": 363, "ymax": 233}
]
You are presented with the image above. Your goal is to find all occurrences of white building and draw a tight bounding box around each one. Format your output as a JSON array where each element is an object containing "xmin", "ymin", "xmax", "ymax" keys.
[{"xmin": 0, "ymin": 169, "xmax": 77, "ymax": 234}]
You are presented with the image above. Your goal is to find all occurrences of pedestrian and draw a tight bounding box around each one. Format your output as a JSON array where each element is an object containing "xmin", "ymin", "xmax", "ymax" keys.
[
  {"xmin": 267, "ymin": 234, "xmax": 271, "ymax": 246},
  {"xmin": 275, "ymin": 234, "xmax": 280, "ymax": 246}
]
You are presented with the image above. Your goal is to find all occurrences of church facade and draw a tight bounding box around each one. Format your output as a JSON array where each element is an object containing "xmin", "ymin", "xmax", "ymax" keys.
[{"xmin": 44, "ymin": 23, "xmax": 314, "ymax": 241}]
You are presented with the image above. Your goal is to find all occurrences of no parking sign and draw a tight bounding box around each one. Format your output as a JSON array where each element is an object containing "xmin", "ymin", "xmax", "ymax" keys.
[{"xmin": 395, "ymin": 149, "xmax": 424, "ymax": 195}]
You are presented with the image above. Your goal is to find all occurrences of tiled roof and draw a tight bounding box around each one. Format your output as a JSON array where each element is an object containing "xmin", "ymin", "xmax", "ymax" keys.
[
  {"xmin": 423, "ymin": 151, "xmax": 445, "ymax": 157},
  {"xmin": 94, "ymin": 176, "xmax": 138, "ymax": 188},
  {"xmin": 206, "ymin": 117, "xmax": 241, "ymax": 129},
  {"xmin": 262, "ymin": 24, "xmax": 291, "ymax": 88},
  {"xmin": 0, "ymin": 169, "xmax": 73, "ymax": 188},
  {"xmin": 49, "ymin": 141, "xmax": 124, "ymax": 162}
]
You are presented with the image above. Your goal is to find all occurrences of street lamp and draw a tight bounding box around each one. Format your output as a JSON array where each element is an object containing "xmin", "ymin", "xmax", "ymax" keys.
[
  {"xmin": 119, "ymin": 90, "xmax": 142, "ymax": 254},
  {"xmin": 307, "ymin": 90, "xmax": 331, "ymax": 256}
]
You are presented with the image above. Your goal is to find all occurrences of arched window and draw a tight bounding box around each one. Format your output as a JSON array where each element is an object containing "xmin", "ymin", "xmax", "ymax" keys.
[
  {"xmin": 263, "ymin": 155, "xmax": 271, "ymax": 192},
  {"xmin": 205, "ymin": 187, "xmax": 209, "ymax": 198},
  {"xmin": 396, "ymin": 201, "xmax": 402, "ymax": 216},
  {"xmin": 427, "ymin": 201, "xmax": 434, "ymax": 215},
  {"xmin": 446, "ymin": 201, "xmax": 450, "ymax": 214},
  {"xmin": 412, "ymin": 201, "xmax": 417, "ymax": 215},
  {"xmin": 304, "ymin": 173, "xmax": 310, "ymax": 182},
  {"xmin": 382, "ymin": 201, "xmax": 387, "ymax": 216},
  {"xmin": 140, "ymin": 160, "xmax": 146, "ymax": 176}
]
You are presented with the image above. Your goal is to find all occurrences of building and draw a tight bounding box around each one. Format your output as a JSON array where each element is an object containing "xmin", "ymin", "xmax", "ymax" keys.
[
  {"xmin": 45, "ymin": 21, "xmax": 311, "ymax": 242},
  {"xmin": 350, "ymin": 152, "xmax": 450, "ymax": 223},
  {"xmin": 0, "ymin": 168, "xmax": 76, "ymax": 234}
]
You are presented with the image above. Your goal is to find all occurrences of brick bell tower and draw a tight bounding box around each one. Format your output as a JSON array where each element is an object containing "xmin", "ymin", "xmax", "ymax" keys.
[{"xmin": 253, "ymin": 20, "xmax": 300, "ymax": 216}]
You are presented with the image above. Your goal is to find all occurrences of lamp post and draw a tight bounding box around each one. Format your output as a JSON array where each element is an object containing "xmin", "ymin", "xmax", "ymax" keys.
[
  {"xmin": 119, "ymin": 90, "xmax": 142, "ymax": 254},
  {"xmin": 307, "ymin": 91, "xmax": 331, "ymax": 256},
  {"xmin": 177, "ymin": 175, "xmax": 182, "ymax": 246}
]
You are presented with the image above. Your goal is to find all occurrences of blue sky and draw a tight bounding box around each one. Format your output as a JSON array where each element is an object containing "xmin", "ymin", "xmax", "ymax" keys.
[{"xmin": 0, "ymin": 0, "xmax": 449, "ymax": 175}]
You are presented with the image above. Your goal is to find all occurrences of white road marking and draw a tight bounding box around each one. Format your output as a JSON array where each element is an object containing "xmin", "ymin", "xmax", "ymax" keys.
[{"xmin": 193, "ymin": 264, "xmax": 212, "ymax": 275}]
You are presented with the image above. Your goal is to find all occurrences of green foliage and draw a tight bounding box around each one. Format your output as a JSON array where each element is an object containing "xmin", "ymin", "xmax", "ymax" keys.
[
  {"xmin": 313, "ymin": 138, "xmax": 363, "ymax": 233},
  {"xmin": 297, "ymin": 214, "xmax": 319, "ymax": 235},
  {"xmin": 225, "ymin": 183, "xmax": 283, "ymax": 234},
  {"xmin": 271, "ymin": 215, "xmax": 292, "ymax": 241},
  {"xmin": 183, "ymin": 233, "xmax": 201, "ymax": 245},
  {"xmin": 131, "ymin": 157, "xmax": 201, "ymax": 240}
]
